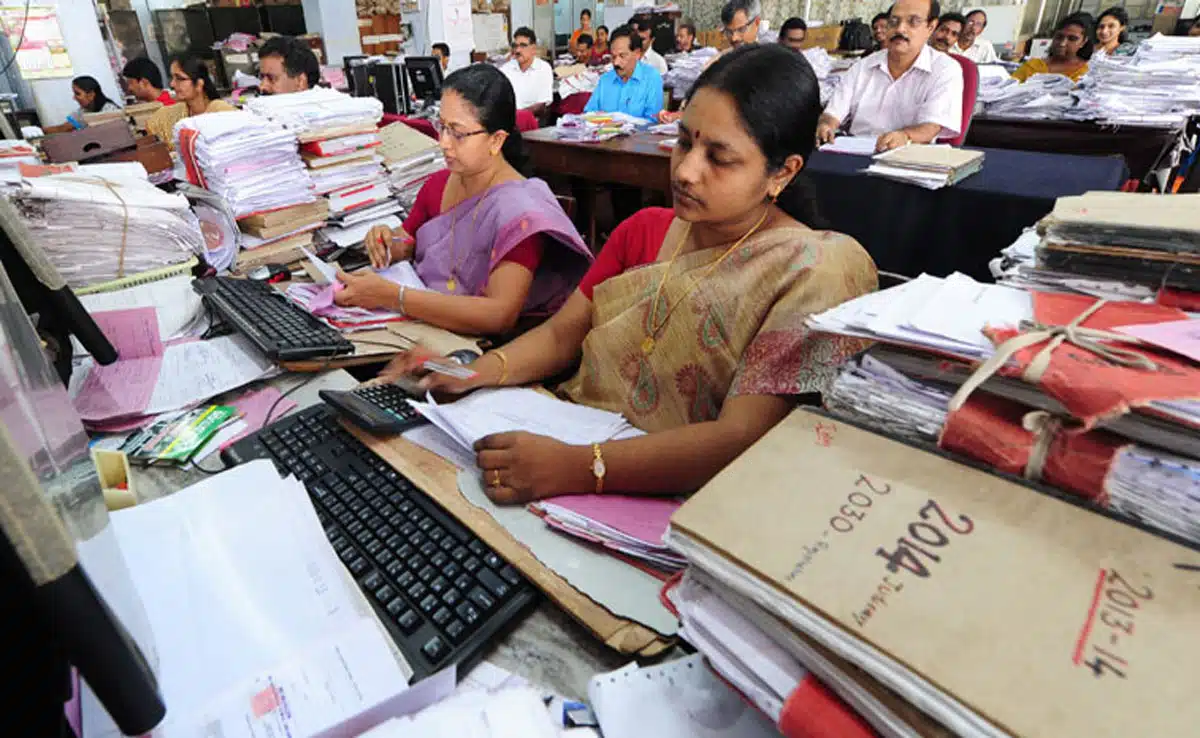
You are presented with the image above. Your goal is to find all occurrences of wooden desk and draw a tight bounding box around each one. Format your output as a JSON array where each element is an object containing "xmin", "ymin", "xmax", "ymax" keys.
[
  {"xmin": 965, "ymin": 117, "xmax": 1183, "ymax": 186},
  {"xmin": 127, "ymin": 369, "xmax": 631, "ymax": 699},
  {"xmin": 523, "ymin": 128, "xmax": 674, "ymax": 194}
]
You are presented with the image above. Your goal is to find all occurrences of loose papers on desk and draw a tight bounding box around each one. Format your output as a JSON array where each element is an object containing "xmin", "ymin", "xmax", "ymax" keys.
[
  {"xmin": 80, "ymin": 461, "xmax": 418, "ymax": 738},
  {"xmin": 11, "ymin": 173, "xmax": 205, "ymax": 290},
  {"xmin": 530, "ymin": 495, "xmax": 686, "ymax": 573},
  {"xmin": 176, "ymin": 111, "xmax": 315, "ymax": 218},
  {"xmin": 287, "ymin": 261, "xmax": 426, "ymax": 330},
  {"xmin": 77, "ymin": 273, "xmax": 206, "ymax": 343},
  {"xmin": 1070, "ymin": 34, "xmax": 1200, "ymax": 127},
  {"xmin": 555, "ymin": 112, "xmax": 648, "ymax": 143},
  {"xmin": 979, "ymin": 72, "xmax": 1076, "ymax": 119}
]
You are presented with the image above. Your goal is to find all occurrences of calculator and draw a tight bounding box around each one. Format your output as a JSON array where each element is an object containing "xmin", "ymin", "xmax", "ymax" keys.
[{"xmin": 318, "ymin": 383, "xmax": 428, "ymax": 434}]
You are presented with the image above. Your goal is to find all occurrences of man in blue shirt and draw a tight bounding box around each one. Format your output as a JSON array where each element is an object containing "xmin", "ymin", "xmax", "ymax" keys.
[{"xmin": 584, "ymin": 25, "xmax": 663, "ymax": 121}]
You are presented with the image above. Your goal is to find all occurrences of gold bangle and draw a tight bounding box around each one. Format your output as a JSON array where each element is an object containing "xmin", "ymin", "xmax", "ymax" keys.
[{"xmin": 492, "ymin": 349, "xmax": 509, "ymax": 386}]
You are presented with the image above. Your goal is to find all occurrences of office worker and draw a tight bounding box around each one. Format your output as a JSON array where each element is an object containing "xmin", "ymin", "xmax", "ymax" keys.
[
  {"xmin": 43, "ymin": 76, "xmax": 121, "ymax": 134},
  {"xmin": 432, "ymin": 42, "xmax": 451, "ymax": 71},
  {"xmin": 121, "ymin": 58, "xmax": 174, "ymax": 106},
  {"xmin": 631, "ymin": 15, "xmax": 669, "ymax": 75},
  {"xmin": 1190, "ymin": 17, "xmax": 1200, "ymax": 36},
  {"xmin": 500, "ymin": 27, "xmax": 553, "ymax": 117},
  {"xmin": 779, "ymin": 17, "xmax": 808, "ymax": 50},
  {"xmin": 1011, "ymin": 16, "xmax": 1091, "ymax": 82},
  {"xmin": 930, "ymin": 12, "xmax": 966, "ymax": 53},
  {"xmin": 584, "ymin": 25, "xmax": 664, "ymax": 121},
  {"xmin": 258, "ymin": 35, "xmax": 320, "ymax": 95},
  {"xmin": 576, "ymin": 33, "xmax": 595, "ymax": 62},
  {"xmin": 817, "ymin": 0, "xmax": 964, "ymax": 152},
  {"xmin": 146, "ymin": 55, "xmax": 235, "ymax": 151},
  {"xmin": 676, "ymin": 20, "xmax": 701, "ymax": 53},
  {"xmin": 1094, "ymin": 7, "xmax": 1137, "ymax": 58},
  {"xmin": 658, "ymin": 0, "xmax": 759, "ymax": 124},
  {"xmin": 592, "ymin": 25, "xmax": 611, "ymax": 63},
  {"xmin": 337, "ymin": 65, "xmax": 591, "ymax": 337},
  {"xmin": 569, "ymin": 8, "xmax": 594, "ymax": 57},
  {"xmin": 954, "ymin": 9, "xmax": 999, "ymax": 63},
  {"xmin": 871, "ymin": 12, "xmax": 891, "ymax": 51},
  {"xmin": 380, "ymin": 45, "xmax": 876, "ymax": 504}
]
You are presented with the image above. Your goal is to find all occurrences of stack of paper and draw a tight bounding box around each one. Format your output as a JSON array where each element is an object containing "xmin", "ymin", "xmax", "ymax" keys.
[
  {"xmin": 865, "ymin": 145, "xmax": 984, "ymax": 189},
  {"xmin": 378, "ymin": 122, "xmax": 443, "ymax": 214},
  {"xmin": 824, "ymin": 347, "xmax": 1200, "ymax": 546},
  {"xmin": 979, "ymin": 72, "xmax": 1076, "ymax": 119},
  {"xmin": 990, "ymin": 228, "xmax": 1158, "ymax": 302},
  {"xmin": 0, "ymin": 139, "xmax": 39, "ymax": 180},
  {"xmin": 175, "ymin": 110, "xmax": 315, "ymax": 218},
  {"xmin": 237, "ymin": 199, "xmax": 329, "ymax": 254},
  {"xmin": 79, "ymin": 461, "xmax": 425, "ymax": 738},
  {"xmin": 662, "ymin": 47, "xmax": 719, "ymax": 100},
  {"xmin": 555, "ymin": 112, "xmax": 648, "ymax": 142},
  {"xmin": 665, "ymin": 407, "xmax": 1200, "ymax": 738},
  {"xmin": 12, "ymin": 172, "xmax": 205, "ymax": 290},
  {"xmin": 557, "ymin": 65, "xmax": 605, "ymax": 98},
  {"xmin": 245, "ymin": 87, "xmax": 383, "ymax": 140},
  {"xmin": 530, "ymin": 495, "xmax": 686, "ymax": 573},
  {"xmin": 1070, "ymin": 34, "xmax": 1200, "ymax": 126}
]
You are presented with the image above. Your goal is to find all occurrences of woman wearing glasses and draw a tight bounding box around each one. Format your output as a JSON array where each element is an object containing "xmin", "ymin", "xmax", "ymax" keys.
[{"xmin": 335, "ymin": 65, "xmax": 591, "ymax": 337}]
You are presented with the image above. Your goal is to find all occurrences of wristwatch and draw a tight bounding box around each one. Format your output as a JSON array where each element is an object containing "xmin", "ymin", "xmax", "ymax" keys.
[{"xmin": 591, "ymin": 443, "xmax": 606, "ymax": 495}]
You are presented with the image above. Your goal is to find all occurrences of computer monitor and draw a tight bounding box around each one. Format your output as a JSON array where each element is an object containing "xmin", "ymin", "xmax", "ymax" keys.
[
  {"xmin": 405, "ymin": 56, "xmax": 444, "ymax": 107},
  {"xmin": 370, "ymin": 60, "xmax": 410, "ymax": 116},
  {"xmin": 343, "ymin": 54, "xmax": 373, "ymax": 98}
]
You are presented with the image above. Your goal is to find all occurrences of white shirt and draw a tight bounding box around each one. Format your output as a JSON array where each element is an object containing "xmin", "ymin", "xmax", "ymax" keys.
[
  {"xmin": 952, "ymin": 38, "xmax": 999, "ymax": 64},
  {"xmin": 500, "ymin": 57, "xmax": 554, "ymax": 110},
  {"xmin": 824, "ymin": 46, "xmax": 964, "ymax": 138},
  {"xmin": 642, "ymin": 47, "xmax": 668, "ymax": 76}
]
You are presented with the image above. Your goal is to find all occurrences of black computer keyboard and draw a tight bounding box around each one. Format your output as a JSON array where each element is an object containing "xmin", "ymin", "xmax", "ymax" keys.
[
  {"xmin": 220, "ymin": 405, "xmax": 537, "ymax": 681},
  {"xmin": 319, "ymin": 383, "xmax": 428, "ymax": 435},
  {"xmin": 193, "ymin": 277, "xmax": 354, "ymax": 361}
]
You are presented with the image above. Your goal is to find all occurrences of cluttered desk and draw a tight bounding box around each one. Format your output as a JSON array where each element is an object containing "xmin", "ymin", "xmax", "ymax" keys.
[{"xmin": 6, "ymin": 71, "xmax": 1200, "ymax": 738}]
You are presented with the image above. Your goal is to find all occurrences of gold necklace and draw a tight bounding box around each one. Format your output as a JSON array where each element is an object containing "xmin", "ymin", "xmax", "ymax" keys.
[
  {"xmin": 641, "ymin": 207, "xmax": 771, "ymax": 356},
  {"xmin": 446, "ymin": 170, "xmax": 500, "ymax": 293}
]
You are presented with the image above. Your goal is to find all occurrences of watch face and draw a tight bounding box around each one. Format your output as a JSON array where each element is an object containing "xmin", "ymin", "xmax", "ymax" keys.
[{"xmin": 592, "ymin": 458, "xmax": 606, "ymax": 477}]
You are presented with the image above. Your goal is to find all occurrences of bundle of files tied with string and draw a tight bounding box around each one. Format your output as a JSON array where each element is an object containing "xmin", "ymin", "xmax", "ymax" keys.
[{"xmin": 654, "ymin": 187, "xmax": 1200, "ymax": 738}]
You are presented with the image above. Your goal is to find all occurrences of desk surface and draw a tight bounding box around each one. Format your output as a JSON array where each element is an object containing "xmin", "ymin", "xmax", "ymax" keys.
[{"xmin": 126, "ymin": 369, "xmax": 627, "ymax": 700}]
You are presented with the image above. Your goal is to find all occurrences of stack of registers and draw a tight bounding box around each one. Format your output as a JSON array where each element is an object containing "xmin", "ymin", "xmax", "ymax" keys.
[
  {"xmin": 555, "ymin": 112, "xmax": 647, "ymax": 142},
  {"xmin": 866, "ymin": 144, "xmax": 984, "ymax": 189},
  {"xmin": 1070, "ymin": 34, "xmax": 1200, "ymax": 127},
  {"xmin": 378, "ymin": 120, "xmax": 444, "ymax": 215},
  {"xmin": 663, "ymin": 406, "xmax": 1200, "ymax": 738},
  {"xmin": 175, "ymin": 110, "xmax": 315, "ymax": 219},
  {"xmin": 806, "ymin": 270, "xmax": 1199, "ymax": 546},
  {"xmin": 979, "ymin": 72, "xmax": 1076, "ymax": 120},
  {"xmin": 235, "ymin": 199, "xmax": 330, "ymax": 272},
  {"xmin": 10, "ymin": 167, "xmax": 205, "ymax": 290}
]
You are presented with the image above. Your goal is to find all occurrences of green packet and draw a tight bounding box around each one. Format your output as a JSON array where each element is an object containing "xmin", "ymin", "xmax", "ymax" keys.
[{"xmin": 124, "ymin": 405, "xmax": 239, "ymax": 465}]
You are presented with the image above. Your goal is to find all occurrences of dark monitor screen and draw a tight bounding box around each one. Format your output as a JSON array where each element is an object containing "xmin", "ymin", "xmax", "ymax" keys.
[{"xmin": 405, "ymin": 56, "xmax": 444, "ymax": 102}]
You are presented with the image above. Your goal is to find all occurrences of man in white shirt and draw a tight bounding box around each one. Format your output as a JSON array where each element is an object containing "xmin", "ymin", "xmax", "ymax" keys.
[
  {"xmin": 953, "ymin": 9, "xmax": 1000, "ymax": 64},
  {"xmin": 500, "ymin": 27, "xmax": 554, "ymax": 117},
  {"xmin": 817, "ymin": 0, "xmax": 963, "ymax": 152},
  {"xmin": 631, "ymin": 15, "xmax": 668, "ymax": 75}
]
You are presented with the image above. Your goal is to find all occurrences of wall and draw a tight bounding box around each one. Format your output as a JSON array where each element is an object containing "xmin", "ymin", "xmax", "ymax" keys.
[
  {"xmin": 301, "ymin": 0, "xmax": 362, "ymax": 64},
  {"xmin": 29, "ymin": 0, "xmax": 124, "ymax": 126}
]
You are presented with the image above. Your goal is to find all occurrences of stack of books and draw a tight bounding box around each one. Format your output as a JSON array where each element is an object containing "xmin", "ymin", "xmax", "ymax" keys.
[
  {"xmin": 866, "ymin": 145, "xmax": 985, "ymax": 189},
  {"xmin": 377, "ymin": 120, "xmax": 443, "ymax": 215},
  {"xmin": 665, "ymin": 407, "xmax": 1200, "ymax": 738},
  {"xmin": 234, "ymin": 199, "xmax": 330, "ymax": 272}
]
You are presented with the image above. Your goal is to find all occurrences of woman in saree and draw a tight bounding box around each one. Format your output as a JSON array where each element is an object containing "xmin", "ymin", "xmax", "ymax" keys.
[
  {"xmin": 382, "ymin": 44, "xmax": 878, "ymax": 503},
  {"xmin": 334, "ymin": 64, "xmax": 592, "ymax": 336}
]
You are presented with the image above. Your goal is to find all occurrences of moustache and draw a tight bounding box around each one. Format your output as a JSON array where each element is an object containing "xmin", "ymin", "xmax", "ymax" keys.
[{"xmin": 890, "ymin": 34, "xmax": 909, "ymax": 42}]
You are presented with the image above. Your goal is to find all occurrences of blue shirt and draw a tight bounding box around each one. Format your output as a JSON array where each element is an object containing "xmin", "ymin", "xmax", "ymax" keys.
[{"xmin": 584, "ymin": 62, "xmax": 664, "ymax": 121}]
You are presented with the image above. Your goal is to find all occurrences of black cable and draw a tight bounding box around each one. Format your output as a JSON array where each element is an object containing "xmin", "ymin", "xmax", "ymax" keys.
[{"xmin": 0, "ymin": 0, "xmax": 34, "ymax": 80}]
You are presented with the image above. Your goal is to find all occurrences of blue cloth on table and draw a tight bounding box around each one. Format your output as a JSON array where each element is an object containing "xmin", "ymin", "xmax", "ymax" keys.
[{"xmin": 803, "ymin": 147, "xmax": 1128, "ymax": 281}]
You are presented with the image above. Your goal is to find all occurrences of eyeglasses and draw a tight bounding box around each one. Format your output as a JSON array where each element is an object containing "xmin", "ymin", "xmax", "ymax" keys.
[
  {"xmin": 965, "ymin": 18, "xmax": 986, "ymax": 28},
  {"xmin": 887, "ymin": 14, "xmax": 931, "ymax": 28},
  {"xmin": 722, "ymin": 16, "xmax": 758, "ymax": 37},
  {"xmin": 433, "ymin": 119, "xmax": 489, "ymax": 142},
  {"xmin": 511, "ymin": 42, "xmax": 532, "ymax": 50}
]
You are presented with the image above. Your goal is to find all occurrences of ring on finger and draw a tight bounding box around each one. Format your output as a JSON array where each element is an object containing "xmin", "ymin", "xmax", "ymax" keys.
[{"xmin": 491, "ymin": 469, "xmax": 502, "ymax": 487}]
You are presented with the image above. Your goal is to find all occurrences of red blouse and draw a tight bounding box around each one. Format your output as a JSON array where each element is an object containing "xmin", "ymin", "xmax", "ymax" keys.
[
  {"xmin": 578, "ymin": 208, "xmax": 675, "ymax": 299},
  {"xmin": 404, "ymin": 169, "xmax": 545, "ymax": 272}
]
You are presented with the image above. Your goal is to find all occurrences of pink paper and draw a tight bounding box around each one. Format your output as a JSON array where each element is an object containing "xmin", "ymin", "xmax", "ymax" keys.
[
  {"xmin": 221, "ymin": 387, "xmax": 297, "ymax": 448},
  {"xmin": 537, "ymin": 495, "xmax": 682, "ymax": 546},
  {"xmin": 1116, "ymin": 319, "xmax": 1200, "ymax": 364},
  {"xmin": 92, "ymin": 307, "xmax": 163, "ymax": 360}
]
